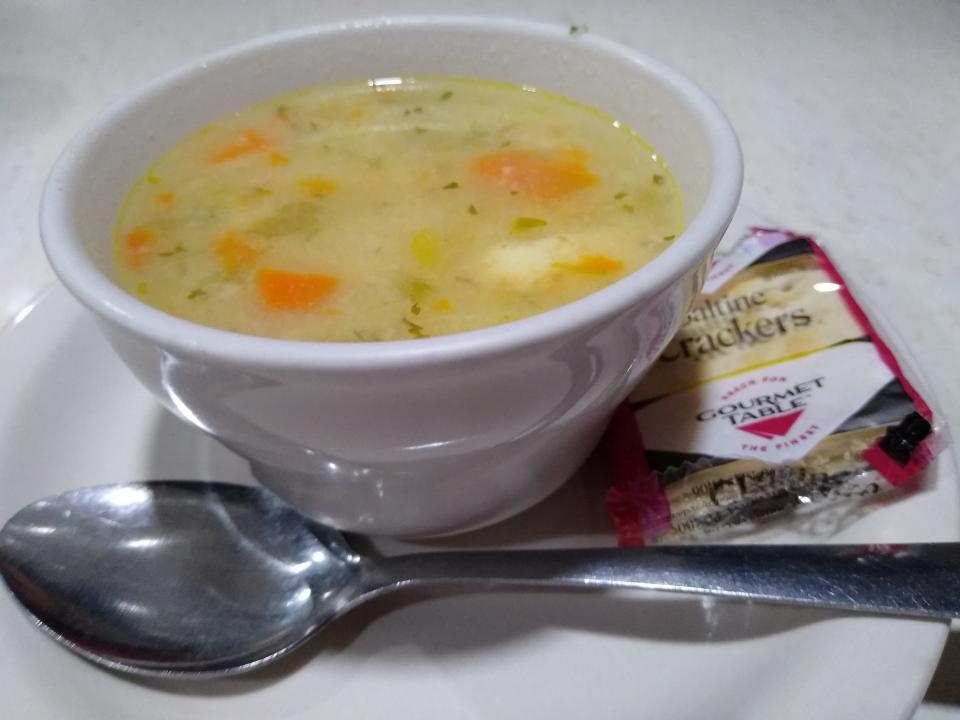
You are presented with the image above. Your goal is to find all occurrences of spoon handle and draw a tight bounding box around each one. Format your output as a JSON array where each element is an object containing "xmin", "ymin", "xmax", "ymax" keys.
[{"xmin": 374, "ymin": 543, "xmax": 960, "ymax": 619}]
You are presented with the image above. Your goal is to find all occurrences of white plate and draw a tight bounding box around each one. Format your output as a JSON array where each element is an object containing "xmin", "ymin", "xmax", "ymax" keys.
[{"xmin": 0, "ymin": 283, "xmax": 956, "ymax": 720}]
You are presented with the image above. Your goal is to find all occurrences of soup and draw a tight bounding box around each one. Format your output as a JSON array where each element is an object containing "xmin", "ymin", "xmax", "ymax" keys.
[{"xmin": 114, "ymin": 76, "xmax": 683, "ymax": 341}]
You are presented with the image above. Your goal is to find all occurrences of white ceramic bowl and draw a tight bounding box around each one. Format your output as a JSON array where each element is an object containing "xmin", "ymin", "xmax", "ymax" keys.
[{"xmin": 40, "ymin": 16, "xmax": 742, "ymax": 537}]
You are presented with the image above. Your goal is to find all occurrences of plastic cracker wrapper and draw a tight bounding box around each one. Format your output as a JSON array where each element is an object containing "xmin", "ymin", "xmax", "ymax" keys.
[{"xmin": 605, "ymin": 221, "xmax": 947, "ymax": 546}]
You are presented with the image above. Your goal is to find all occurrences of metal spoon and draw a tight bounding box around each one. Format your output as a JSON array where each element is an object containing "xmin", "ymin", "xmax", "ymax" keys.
[{"xmin": 0, "ymin": 481, "xmax": 958, "ymax": 677}]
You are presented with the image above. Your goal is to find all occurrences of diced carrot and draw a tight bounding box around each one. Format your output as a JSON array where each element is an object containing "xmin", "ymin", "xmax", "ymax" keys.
[
  {"xmin": 298, "ymin": 176, "xmax": 337, "ymax": 196},
  {"xmin": 552, "ymin": 254, "xmax": 624, "ymax": 275},
  {"xmin": 269, "ymin": 152, "xmax": 290, "ymax": 166},
  {"xmin": 122, "ymin": 228, "xmax": 157, "ymax": 268},
  {"xmin": 257, "ymin": 268, "xmax": 338, "ymax": 310},
  {"xmin": 215, "ymin": 232, "xmax": 263, "ymax": 273},
  {"xmin": 470, "ymin": 148, "xmax": 597, "ymax": 199},
  {"xmin": 154, "ymin": 191, "xmax": 176, "ymax": 208},
  {"xmin": 211, "ymin": 129, "xmax": 271, "ymax": 164}
]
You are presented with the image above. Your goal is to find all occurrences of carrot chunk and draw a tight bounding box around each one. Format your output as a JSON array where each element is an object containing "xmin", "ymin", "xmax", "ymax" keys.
[
  {"xmin": 470, "ymin": 148, "xmax": 597, "ymax": 199},
  {"xmin": 211, "ymin": 129, "xmax": 271, "ymax": 164},
  {"xmin": 215, "ymin": 232, "xmax": 262, "ymax": 273},
  {"xmin": 552, "ymin": 254, "xmax": 624, "ymax": 275},
  {"xmin": 257, "ymin": 268, "xmax": 338, "ymax": 310},
  {"xmin": 122, "ymin": 228, "xmax": 157, "ymax": 268}
]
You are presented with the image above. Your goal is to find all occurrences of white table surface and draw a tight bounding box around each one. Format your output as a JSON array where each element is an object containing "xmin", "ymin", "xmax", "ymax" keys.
[{"xmin": 1, "ymin": 1, "xmax": 958, "ymax": 716}]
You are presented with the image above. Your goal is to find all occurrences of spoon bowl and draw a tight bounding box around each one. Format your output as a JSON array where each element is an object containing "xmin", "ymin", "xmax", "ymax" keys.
[
  {"xmin": 2, "ymin": 481, "xmax": 959, "ymax": 677},
  {"xmin": 0, "ymin": 483, "xmax": 366, "ymax": 675}
]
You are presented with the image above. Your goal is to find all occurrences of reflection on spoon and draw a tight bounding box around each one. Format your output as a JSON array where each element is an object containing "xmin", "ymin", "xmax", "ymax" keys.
[{"xmin": 0, "ymin": 481, "xmax": 958, "ymax": 677}]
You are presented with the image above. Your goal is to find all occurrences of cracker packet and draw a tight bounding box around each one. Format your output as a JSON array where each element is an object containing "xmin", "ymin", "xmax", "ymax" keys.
[{"xmin": 605, "ymin": 222, "xmax": 945, "ymax": 545}]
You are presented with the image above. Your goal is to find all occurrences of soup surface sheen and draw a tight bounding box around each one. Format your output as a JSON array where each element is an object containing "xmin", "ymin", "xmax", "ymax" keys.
[{"xmin": 115, "ymin": 76, "xmax": 683, "ymax": 341}]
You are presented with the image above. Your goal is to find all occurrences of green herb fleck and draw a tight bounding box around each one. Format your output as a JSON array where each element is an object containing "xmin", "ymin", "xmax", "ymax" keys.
[
  {"xmin": 653, "ymin": 174, "xmax": 665, "ymax": 185},
  {"xmin": 309, "ymin": 121, "xmax": 319, "ymax": 132},
  {"xmin": 136, "ymin": 282, "xmax": 149, "ymax": 296},
  {"xmin": 146, "ymin": 175, "xmax": 162, "ymax": 185},
  {"xmin": 253, "ymin": 186, "xmax": 272, "ymax": 196},
  {"xmin": 403, "ymin": 109, "xmax": 411, "ymax": 116},
  {"xmin": 614, "ymin": 191, "xmax": 628, "ymax": 200},
  {"xmin": 465, "ymin": 127, "xmax": 488, "ymax": 143},
  {"xmin": 442, "ymin": 181, "xmax": 459, "ymax": 189},
  {"xmin": 500, "ymin": 139, "xmax": 512, "ymax": 148},
  {"xmin": 403, "ymin": 317, "xmax": 427, "ymax": 339},
  {"xmin": 440, "ymin": 90, "xmax": 453, "ymax": 101},
  {"xmin": 414, "ymin": 127, "xmax": 428, "ymax": 134},
  {"xmin": 622, "ymin": 204, "xmax": 635, "ymax": 213},
  {"xmin": 513, "ymin": 216, "xmax": 548, "ymax": 232},
  {"xmin": 158, "ymin": 244, "xmax": 186, "ymax": 257},
  {"xmin": 569, "ymin": 24, "xmax": 580, "ymax": 35},
  {"xmin": 276, "ymin": 105, "xmax": 290, "ymax": 120},
  {"xmin": 510, "ymin": 190, "xmax": 518, "ymax": 196},
  {"xmin": 411, "ymin": 302, "xmax": 421, "ymax": 316},
  {"xmin": 414, "ymin": 106, "xmax": 423, "ymax": 114},
  {"xmin": 353, "ymin": 329, "xmax": 379, "ymax": 342},
  {"xmin": 405, "ymin": 278, "xmax": 433, "ymax": 302},
  {"xmin": 187, "ymin": 288, "xmax": 207, "ymax": 300},
  {"xmin": 663, "ymin": 234, "xmax": 677, "ymax": 241},
  {"xmin": 468, "ymin": 204, "xmax": 478, "ymax": 215}
]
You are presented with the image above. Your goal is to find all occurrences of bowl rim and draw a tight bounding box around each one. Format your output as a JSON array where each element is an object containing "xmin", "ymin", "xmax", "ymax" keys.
[{"xmin": 40, "ymin": 14, "xmax": 743, "ymax": 371}]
